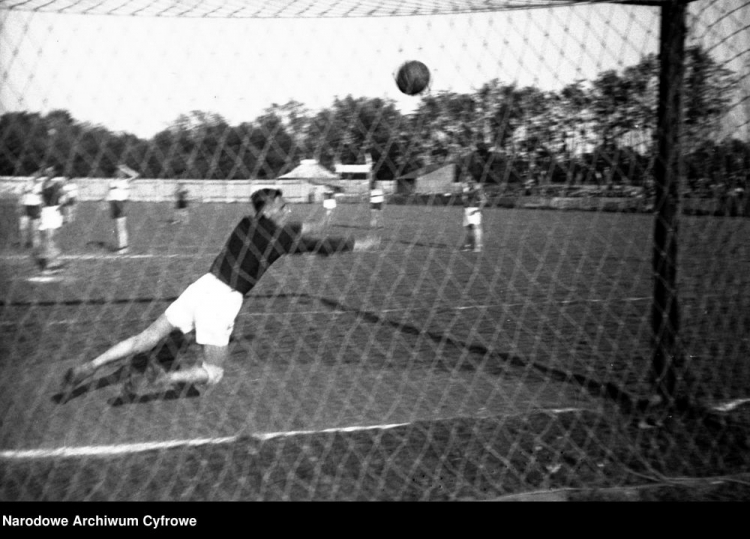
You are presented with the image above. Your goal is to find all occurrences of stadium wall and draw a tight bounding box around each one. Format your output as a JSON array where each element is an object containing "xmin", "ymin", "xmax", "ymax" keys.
[
  {"xmin": 0, "ymin": 177, "xmax": 398, "ymax": 203},
  {"xmin": 1, "ymin": 177, "xmax": 742, "ymax": 215},
  {"xmin": 0, "ymin": 177, "xmax": 325, "ymax": 203}
]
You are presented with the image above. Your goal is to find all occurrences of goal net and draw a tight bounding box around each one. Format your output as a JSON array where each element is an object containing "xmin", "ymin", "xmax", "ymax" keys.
[{"xmin": 1, "ymin": 0, "xmax": 748, "ymax": 501}]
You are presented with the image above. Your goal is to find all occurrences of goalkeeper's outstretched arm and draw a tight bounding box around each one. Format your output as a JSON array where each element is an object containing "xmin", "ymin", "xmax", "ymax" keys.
[
  {"xmin": 353, "ymin": 236, "xmax": 381, "ymax": 252},
  {"xmin": 291, "ymin": 234, "xmax": 380, "ymax": 256},
  {"xmin": 301, "ymin": 217, "xmax": 327, "ymax": 236}
]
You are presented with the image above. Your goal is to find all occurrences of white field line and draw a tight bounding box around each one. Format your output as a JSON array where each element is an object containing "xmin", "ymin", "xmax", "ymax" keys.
[
  {"xmin": 712, "ymin": 398, "xmax": 750, "ymax": 412},
  {"xmin": 0, "ymin": 408, "xmax": 593, "ymax": 460},
  {"xmin": 3, "ymin": 401, "xmax": 744, "ymax": 460},
  {"xmin": 0, "ymin": 437, "xmax": 240, "ymax": 459},
  {"xmin": 0, "ymin": 423, "xmax": 410, "ymax": 459},
  {"xmin": 0, "ymin": 297, "xmax": 652, "ymax": 327},
  {"xmin": 24, "ymin": 275, "xmax": 69, "ymax": 283},
  {"xmin": 254, "ymin": 422, "xmax": 410, "ymax": 441},
  {"xmin": 546, "ymin": 408, "xmax": 589, "ymax": 414}
]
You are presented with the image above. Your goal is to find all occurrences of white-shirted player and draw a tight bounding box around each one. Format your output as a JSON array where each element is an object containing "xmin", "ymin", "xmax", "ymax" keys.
[
  {"xmin": 61, "ymin": 177, "xmax": 79, "ymax": 224},
  {"xmin": 38, "ymin": 173, "xmax": 66, "ymax": 271},
  {"xmin": 322, "ymin": 189, "xmax": 337, "ymax": 226},
  {"xmin": 461, "ymin": 179, "xmax": 487, "ymax": 253},
  {"xmin": 18, "ymin": 170, "xmax": 46, "ymax": 248},
  {"xmin": 370, "ymin": 181, "xmax": 385, "ymax": 229},
  {"xmin": 107, "ymin": 164, "xmax": 139, "ymax": 253}
]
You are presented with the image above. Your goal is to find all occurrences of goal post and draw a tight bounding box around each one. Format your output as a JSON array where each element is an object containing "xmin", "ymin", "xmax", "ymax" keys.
[{"xmin": 651, "ymin": 0, "xmax": 688, "ymax": 403}]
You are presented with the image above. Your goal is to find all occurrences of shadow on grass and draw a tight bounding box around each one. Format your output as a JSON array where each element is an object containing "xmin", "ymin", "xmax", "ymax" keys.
[
  {"xmin": 51, "ymin": 366, "xmax": 129, "ymax": 404},
  {"xmin": 51, "ymin": 330, "xmax": 198, "ymax": 405},
  {"xmin": 107, "ymin": 383, "xmax": 201, "ymax": 407},
  {"xmin": 84, "ymin": 240, "xmax": 112, "ymax": 251},
  {"xmin": 294, "ymin": 292, "xmax": 649, "ymax": 414},
  {"xmin": 331, "ymin": 224, "xmax": 371, "ymax": 231},
  {"xmin": 389, "ymin": 239, "xmax": 452, "ymax": 250},
  {"xmin": 3, "ymin": 295, "xmax": 180, "ymax": 307}
]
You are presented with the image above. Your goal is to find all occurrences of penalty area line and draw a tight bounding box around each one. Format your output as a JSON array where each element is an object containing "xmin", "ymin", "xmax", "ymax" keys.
[
  {"xmin": 253, "ymin": 422, "xmax": 410, "ymax": 442},
  {"xmin": 711, "ymin": 398, "xmax": 750, "ymax": 413},
  {"xmin": 0, "ymin": 297, "xmax": 657, "ymax": 327},
  {"xmin": 0, "ymin": 422, "xmax": 411, "ymax": 460},
  {"xmin": 0, "ymin": 436, "xmax": 240, "ymax": 459},
  {"xmin": 0, "ymin": 253, "xmax": 201, "ymax": 262},
  {"xmin": 0, "ymin": 297, "xmax": 653, "ymax": 327}
]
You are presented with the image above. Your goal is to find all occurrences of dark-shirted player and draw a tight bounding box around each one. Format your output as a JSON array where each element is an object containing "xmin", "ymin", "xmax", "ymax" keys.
[
  {"xmin": 174, "ymin": 183, "xmax": 189, "ymax": 224},
  {"xmin": 61, "ymin": 177, "xmax": 79, "ymax": 224},
  {"xmin": 60, "ymin": 188, "xmax": 380, "ymax": 399}
]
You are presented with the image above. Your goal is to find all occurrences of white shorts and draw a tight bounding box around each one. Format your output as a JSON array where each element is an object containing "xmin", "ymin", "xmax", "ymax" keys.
[
  {"xmin": 165, "ymin": 273, "xmax": 243, "ymax": 346},
  {"xmin": 463, "ymin": 208, "xmax": 482, "ymax": 227},
  {"xmin": 323, "ymin": 199, "xmax": 337, "ymax": 210},
  {"xmin": 39, "ymin": 206, "xmax": 63, "ymax": 230}
]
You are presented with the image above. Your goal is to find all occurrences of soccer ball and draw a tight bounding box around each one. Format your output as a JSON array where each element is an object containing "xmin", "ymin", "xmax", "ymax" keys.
[{"xmin": 395, "ymin": 60, "xmax": 431, "ymax": 96}]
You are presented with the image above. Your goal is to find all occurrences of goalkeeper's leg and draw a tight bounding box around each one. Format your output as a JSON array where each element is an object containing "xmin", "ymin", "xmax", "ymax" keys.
[
  {"xmin": 123, "ymin": 344, "xmax": 227, "ymax": 397},
  {"xmin": 61, "ymin": 314, "xmax": 175, "ymax": 391},
  {"xmin": 159, "ymin": 344, "xmax": 227, "ymax": 386}
]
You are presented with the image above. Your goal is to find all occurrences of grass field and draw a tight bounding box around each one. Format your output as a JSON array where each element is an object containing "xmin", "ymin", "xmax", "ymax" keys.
[{"xmin": 0, "ymin": 199, "xmax": 749, "ymax": 500}]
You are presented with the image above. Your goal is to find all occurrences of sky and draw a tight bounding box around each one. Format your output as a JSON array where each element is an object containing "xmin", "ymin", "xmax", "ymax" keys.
[{"xmin": 0, "ymin": 1, "xmax": 747, "ymax": 139}]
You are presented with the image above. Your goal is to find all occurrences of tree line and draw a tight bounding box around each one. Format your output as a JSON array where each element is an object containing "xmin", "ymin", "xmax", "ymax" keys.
[{"xmin": 0, "ymin": 45, "xmax": 747, "ymax": 191}]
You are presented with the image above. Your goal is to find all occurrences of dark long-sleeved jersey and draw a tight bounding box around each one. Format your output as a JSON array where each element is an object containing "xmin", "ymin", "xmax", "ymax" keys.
[
  {"xmin": 41, "ymin": 179, "xmax": 65, "ymax": 207},
  {"xmin": 209, "ymin": 215, "xmax": 355, "ymax": 295}
]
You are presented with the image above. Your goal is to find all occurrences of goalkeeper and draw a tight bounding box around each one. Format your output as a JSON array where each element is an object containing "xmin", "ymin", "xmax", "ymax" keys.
[{"xmin": 61, "ymin": 188, "xmax": 380, "ymax": 398}]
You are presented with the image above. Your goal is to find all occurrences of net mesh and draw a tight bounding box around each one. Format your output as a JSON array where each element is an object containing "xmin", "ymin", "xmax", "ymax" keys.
[
  {"xmin": 1, "ymin": 0, "xmax": 749, "ymax": 501},
  {"xmin": 0, "ymin": 0, "xmax": 656, "ymax": 18}
]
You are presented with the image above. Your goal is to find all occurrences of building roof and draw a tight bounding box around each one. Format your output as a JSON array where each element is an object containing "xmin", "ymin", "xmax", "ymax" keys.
[
  {"xmin": 397, "ymin": 162, "xmax": 455, "ymax": 181},
  {"xmin": 278, "ymin": 159, "xmax": 338, "ymax": 180}
]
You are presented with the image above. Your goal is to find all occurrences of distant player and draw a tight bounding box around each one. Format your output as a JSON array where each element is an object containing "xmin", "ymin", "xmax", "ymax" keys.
[
  {"xmin": 107, "ymin": 164, "xmax": 139, "ymax": 253},
  {"xmin": 61, "ymin": 177, "xmax": 79, "ymax": 225},
  {"xmin": 174, "ymin": 182, "xmax": 190, "ymax": 224},
  {"xmin": 18, "ymin": 169, "xmax": 46, "ymax": 249},
  {"xmin": 461, "ymin": 179, "xmax": 487, "ymax": 253},
  {"xmin": 733, "ymin": 186, "xmax": 746, "ymax": 217},
  {"xmin": 323, "ymin": 189, "xmax": 337, "ymax": 226},
  {"xmin": 37, "ymin": 173, "xmax": 66, "ymax": 271},
  {"xmin": 60, "ymin": 188, "xmax": 381, "ymax": 400},
  {"xmin": 370, "ymin": 181, "xmax": 385, "ymax": 229}
]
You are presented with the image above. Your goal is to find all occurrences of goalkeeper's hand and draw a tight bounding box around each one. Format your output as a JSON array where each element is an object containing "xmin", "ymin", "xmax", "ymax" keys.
[
  {"xmin": 353, "ymin": 236, "xmax": 381, "ymax": 252},
  {"xmin": 117, "ymin": 164, "xmax": 139, "ymax": 179}
]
